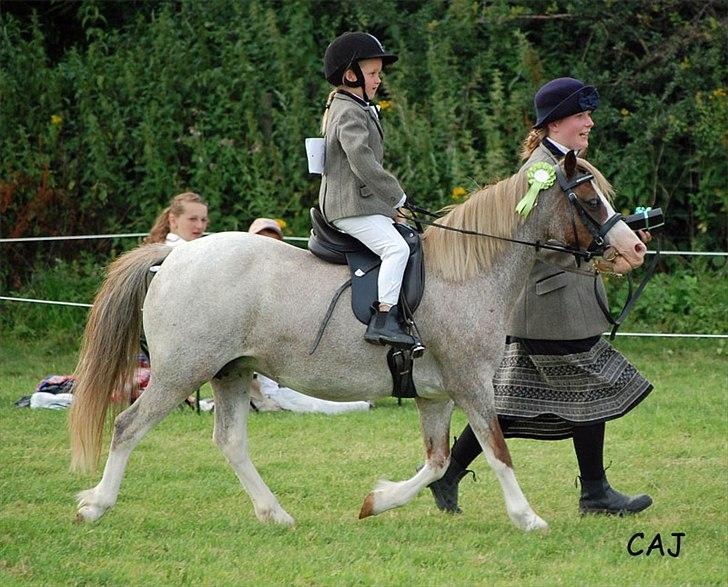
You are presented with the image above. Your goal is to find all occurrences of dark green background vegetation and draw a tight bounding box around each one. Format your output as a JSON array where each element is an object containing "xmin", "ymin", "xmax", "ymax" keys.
[{"xmin": 1, "ymin": 0, "xmax": 726, "ymax": 336}]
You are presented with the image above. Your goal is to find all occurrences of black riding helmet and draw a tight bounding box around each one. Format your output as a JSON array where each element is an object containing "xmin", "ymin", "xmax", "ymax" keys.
[{"xmin": 323, "ymin": 32, "xmax": 397, "ymax": 98}]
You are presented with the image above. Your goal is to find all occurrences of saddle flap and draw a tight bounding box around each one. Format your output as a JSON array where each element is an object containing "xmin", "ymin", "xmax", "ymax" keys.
[{"xmin": 348, "ymin": 223, "xmax": 425, "ymax": 325}]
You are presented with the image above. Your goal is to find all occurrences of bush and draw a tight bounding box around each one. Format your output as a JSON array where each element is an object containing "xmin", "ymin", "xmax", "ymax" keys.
[
  {"xmin": 0, "ymin": 254, "xmax": 104, "ymax": 342},
  {"xmin": 0, "ymin": 0, "xmax": 725, "ymax": 334}
]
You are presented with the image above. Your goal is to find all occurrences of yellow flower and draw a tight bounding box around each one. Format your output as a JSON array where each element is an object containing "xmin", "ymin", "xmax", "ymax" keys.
[
  {"xmin": 50, "ymin": 114, "xmax": 62, "ymax": 126},
  {"xmin": 451, "ymin": 186, "xmax": 467, "ymax": 200},
  {"xmin": 378, "ymin": 100, "xmax": 392, "ymax": 111},
  {"xmin": 275, "ymin": 219, "xmax": 287, "ymax": 230},
  {"xmin": 620, "ymin": 108, "xmax": 630, "ymax": 117},
  {"xmin": 711, "ymin": 88, "xmax": 726, "ymax": 99}
]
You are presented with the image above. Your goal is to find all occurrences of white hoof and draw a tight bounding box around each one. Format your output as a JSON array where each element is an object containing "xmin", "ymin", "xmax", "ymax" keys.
[
  {"xmin": 75, "ymin": 489, "xmax": 112, "ymax": 522},
  {"xmin": 509, "ymin": 508, "xmax": 549, "ymax": 532},
  {"xmin": 256, "ymin": 506, "xmax": 295, "ymax": 526}
]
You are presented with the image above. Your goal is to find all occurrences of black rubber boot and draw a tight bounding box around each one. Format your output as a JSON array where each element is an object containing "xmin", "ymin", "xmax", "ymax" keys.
[
  {"xmin": 425, "ymin": 457, "xmax": 474, "ymax": 514},
  {"xmin": 364, "ymin": 304, "xmax": 415, "ymax": 348},
  {"xmin": 578, "ymin": 473, "xmax": 653, "ymax": 515}
]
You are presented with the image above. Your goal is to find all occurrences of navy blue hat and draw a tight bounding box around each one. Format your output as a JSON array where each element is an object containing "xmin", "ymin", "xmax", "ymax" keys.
[{"xmin": 533, "ymin": 77, "xmax": 600, "ymax": 128}]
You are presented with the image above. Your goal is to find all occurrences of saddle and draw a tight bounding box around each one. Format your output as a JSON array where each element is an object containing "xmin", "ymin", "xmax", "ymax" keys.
[
  {"xmin": 308, "ymin": 207, "xmax": 425, "ymax": 324},
  {"xmin": 308, "ymin": 207, "xmax": 424, "ymax": 399}
]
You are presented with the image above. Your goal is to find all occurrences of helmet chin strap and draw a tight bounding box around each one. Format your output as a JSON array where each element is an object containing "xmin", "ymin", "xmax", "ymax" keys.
[{"xmin": 342, "ymin": 62, "xmax": 369, "ymax": 101}]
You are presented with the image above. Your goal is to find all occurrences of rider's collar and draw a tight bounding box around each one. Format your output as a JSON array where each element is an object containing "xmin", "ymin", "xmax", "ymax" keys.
[
  {"xmin": 336, "ymin": 89, "xmax": 369, "ymax": 107},
  {"xmin": 543, "ymin": 137, "xmax": 580, "ymax": 158}
]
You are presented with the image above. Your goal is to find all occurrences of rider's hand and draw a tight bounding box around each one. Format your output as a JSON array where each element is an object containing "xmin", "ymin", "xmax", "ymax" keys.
[{"xmin": 394, "ymin": 208, "xmax": 408, "ymax": 224}]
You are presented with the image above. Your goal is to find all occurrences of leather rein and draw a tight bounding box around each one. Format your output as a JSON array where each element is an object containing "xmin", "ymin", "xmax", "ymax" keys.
[
  {"xmin": 403, "ymin": 168, "xmax": 660, "ymax": 339},
  {"xmin": 403, "ymin": 167, "xmax": 613, "ymax": 264}
]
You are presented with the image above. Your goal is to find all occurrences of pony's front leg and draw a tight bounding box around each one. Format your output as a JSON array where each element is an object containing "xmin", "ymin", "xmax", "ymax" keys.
[
  {"xmin": 359, "ymin": 398, "xmax": 453, "ymax": 518},
  {"xmin": 463, "ymin": 404, "xmax": 548, "ymax": 532},
  {"xmin": 210, "ymin": 369, "xmax": 294, "ymax": 526}
]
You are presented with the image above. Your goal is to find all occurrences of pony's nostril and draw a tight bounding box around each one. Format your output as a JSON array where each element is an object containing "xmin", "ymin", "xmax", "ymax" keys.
[{"xmin": 635, "ymin": 242, "xmax": 646, "ymax": 255}]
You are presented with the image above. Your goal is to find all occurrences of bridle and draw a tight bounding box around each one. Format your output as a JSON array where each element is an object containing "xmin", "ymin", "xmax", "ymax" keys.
[{"xmin": 553, "ymin": 164, "xmax": 622, "ymax": 266}]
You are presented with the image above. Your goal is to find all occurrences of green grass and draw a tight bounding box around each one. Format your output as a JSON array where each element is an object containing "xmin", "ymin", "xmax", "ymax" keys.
[{"xmin": 0, "ymin": 337, "xmax": 726, "ymax": 586}]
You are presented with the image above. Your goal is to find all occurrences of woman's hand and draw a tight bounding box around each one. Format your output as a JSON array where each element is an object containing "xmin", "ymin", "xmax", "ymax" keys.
[{"xmin": 637, "ymin": 229, "xmax": 652, "ymax": 244}]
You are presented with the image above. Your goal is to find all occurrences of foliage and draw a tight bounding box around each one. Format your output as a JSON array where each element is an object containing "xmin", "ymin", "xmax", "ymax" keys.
[{"xmin": 0, "ymin": 0, "xmax": 726, "ymax": 301}]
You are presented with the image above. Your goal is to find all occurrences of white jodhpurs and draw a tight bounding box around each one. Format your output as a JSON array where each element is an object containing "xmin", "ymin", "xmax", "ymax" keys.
[{"xmin": 333, "ymin": 214, "xmax": 409, "ymax": 307}]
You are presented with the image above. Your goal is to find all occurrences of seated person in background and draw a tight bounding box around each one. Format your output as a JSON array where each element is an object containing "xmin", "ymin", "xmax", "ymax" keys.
[
  {"xmin": 144, "ymin": 191, "xmax": 208, "ymax": 247},
  {"xmin": 247, "ymin": 218, "xmax": 371, "ymax": 414},
  {"xmin": 248, "ymin": 217, "xmax": 284, "ymax": 240}
]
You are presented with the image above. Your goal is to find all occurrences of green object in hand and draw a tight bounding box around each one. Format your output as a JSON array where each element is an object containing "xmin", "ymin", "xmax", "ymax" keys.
[{"xmin": 516, "ymin": 162, "xmax": 556, "ymax": 217}]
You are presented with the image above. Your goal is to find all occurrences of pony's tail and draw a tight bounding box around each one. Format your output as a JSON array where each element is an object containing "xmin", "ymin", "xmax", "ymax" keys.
[{"xmin": 69, "ymin": 244, "xmax": 172, "ymax": 473}]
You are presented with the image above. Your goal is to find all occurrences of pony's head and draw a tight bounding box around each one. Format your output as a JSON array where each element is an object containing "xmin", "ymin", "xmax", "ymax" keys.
[
  {"xmin": 544, "ymin": 151, "xmax": 646, "ymax": 274},
  {"xmin": 422, "ymin": 152, "xmax": 646, "ymax": 282}
]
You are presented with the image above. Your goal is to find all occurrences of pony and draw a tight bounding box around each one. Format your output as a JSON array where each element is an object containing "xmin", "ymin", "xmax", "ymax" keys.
[{"xmin": 69, "ymin": 153, "xmax": 646, "ymax": 531}]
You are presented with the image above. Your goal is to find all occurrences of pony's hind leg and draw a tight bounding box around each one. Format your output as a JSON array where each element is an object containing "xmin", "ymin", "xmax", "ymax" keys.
[
  {"xmin": 76, "ymin": 381, "xmax": 189, "ymax": 522},
  {"xmin": 359, "ymin": 398, "xmax": 453, "ymax": 518},
  {"xmin": 210, "ymin": 365, "xmax": 294, "ymax": 526},
  {"xmin": 462, "ymin": 403, "xmax": 548, "ymax": 532}
]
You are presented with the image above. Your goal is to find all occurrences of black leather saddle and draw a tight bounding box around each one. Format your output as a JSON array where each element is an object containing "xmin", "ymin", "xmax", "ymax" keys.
[{"xmin": 308, "ymin": 207, "xmax": 425, "ymax": 325}]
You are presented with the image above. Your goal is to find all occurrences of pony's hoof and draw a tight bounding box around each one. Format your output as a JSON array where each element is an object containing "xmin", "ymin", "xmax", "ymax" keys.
[
  {"xmin": 257, "ymin": 507, "xmax": 295, "ymax": 526},
  {"xmin": 359, "ymin": 493, "xmax": 376, "ymax": 519},
  {"xmin": 526, "ymin": 515, "xmax": 549, "ymax": 532},
  {"xmin": 76, "ymin": 489, "xmax": 112, "ymax": 522},
  {"xmin": 76, "ymin": 504, "xmax": 105, "ymax": 522},
  {"xmin": 510, "ymin": 509, "xmax": 548, "ymax": 532}
]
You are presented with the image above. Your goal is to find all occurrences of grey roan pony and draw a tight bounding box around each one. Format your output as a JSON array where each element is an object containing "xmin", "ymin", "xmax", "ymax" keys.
[{"xmin": 70, "ymin": 153, "xmax": 646, "ymax": 531}]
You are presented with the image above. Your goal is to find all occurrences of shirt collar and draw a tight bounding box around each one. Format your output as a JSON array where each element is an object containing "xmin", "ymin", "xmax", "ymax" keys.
[
  {"xmin": 544, "ymin": 137, "xmax": 580, "ymax": 157},
  {"xmin": 337, "ymin": 89, "xmax": 369, "ymax": 108}
]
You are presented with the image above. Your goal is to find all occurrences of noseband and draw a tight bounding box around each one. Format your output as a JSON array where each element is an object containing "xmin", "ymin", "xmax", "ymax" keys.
[{"xmin": 553, "ymin": 165, "xmax": 622, "ymax": 265}]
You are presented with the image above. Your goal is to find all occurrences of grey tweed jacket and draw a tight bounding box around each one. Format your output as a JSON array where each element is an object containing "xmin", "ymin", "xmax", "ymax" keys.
[
  {"xmin": 319, "ymin": 92, "xmax": 404, "ymax": 222},
  {"xmin": 509, "ymin": 143, "xmax": 611, "ymax": 340}
]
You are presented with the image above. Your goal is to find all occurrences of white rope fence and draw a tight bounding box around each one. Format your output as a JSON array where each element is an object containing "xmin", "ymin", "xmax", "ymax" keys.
[
  {"xmin": 0, "ymin": 296, "xmax": 92, "ymax": 308},
  {"xmin": 0, "ymin": 231, "xmax": 721, "ymax": 252},
  {"xmin": 0, "ymin": 233, "xmax": 309, "ymax": 243},
  {"xmin": 2, "ymin": 232, "xmax": 726, "ymax": 338}
]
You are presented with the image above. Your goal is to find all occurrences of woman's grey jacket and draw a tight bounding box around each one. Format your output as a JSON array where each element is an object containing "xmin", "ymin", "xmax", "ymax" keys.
[
  {"xmin": 319, "ymin": 92, "xmax": 404, "ymax": 222},
  {"xmin": 509, "ymin": 143, "xmax": 611, "ymax": 340}
]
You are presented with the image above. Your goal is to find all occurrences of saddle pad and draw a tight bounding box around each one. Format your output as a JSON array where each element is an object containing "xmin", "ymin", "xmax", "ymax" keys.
[{"xmin": 346, "ymin": 223, "xmax": 425, "ymax": 325}]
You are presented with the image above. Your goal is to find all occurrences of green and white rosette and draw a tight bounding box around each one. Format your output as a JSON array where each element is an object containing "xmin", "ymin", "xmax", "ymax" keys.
[{"xmin": 516, "ymin": 162, "xmax": 557, "ymax": 217}]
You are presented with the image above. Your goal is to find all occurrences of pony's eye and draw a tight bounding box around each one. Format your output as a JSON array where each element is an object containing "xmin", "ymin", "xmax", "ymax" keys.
[{"xmin": 586, "ymin": 198, "xmax": 600, "ymax": 210}]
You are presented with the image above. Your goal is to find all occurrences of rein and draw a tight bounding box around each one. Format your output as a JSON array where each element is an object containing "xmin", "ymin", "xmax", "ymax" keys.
[
  {"xmin": 403, "ymin": 167, "xmax": 660, "ymax": 338},
  {"xmin": 402, "ymin": 202, "xmax": 600, "ymax": 262}
]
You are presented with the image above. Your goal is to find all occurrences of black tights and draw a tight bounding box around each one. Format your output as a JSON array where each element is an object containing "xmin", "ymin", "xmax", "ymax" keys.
[{"xmin": 450, "ymin": 419, "xmax": 606, "ymax": 481}]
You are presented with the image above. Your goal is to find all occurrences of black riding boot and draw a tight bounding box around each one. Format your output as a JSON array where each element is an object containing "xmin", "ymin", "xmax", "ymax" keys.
[
  {"xmin": 579, "ymin": 472, "xmax": 653, "ymax": 515},
  {"xmin": 425, "ymin": 457, "xmax": 474, "ymax": 514},
  {"xmin": 364, "ymin": 304, "xmax": 415, "ymax": 347}
]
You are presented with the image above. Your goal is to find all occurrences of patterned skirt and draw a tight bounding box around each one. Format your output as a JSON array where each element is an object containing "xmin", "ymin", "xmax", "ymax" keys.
[{"xmin": 494, "ymin": 337, "xmax": 653, "ymax": 440}]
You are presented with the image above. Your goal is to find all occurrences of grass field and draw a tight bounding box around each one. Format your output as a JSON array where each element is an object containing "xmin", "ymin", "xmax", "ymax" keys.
[{"xmin": 0, "ymin": 337, "xmax": 726, "ymax": 586}]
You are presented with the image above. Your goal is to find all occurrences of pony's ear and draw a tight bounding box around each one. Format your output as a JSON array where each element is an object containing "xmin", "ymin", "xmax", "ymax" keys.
[{"xmin": 564, "ymin": 150, "xmax": 577, "ymax": 178}]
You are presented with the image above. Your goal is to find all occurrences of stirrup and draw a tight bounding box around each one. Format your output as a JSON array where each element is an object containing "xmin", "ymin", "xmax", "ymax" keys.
[{"xmin": 411, "ymin": 342, "xmax": 426, "ymax": 358}]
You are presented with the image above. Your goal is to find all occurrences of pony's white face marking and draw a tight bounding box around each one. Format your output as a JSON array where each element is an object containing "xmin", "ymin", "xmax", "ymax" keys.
[{"xmin": 589, "ymin": 180, "xmax": 646, "ymax": 273}]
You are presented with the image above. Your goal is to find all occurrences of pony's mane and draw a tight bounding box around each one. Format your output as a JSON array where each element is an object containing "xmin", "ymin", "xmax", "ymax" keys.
[
  {"xmin": 422, "ymin": 172, "xmax": 527, "ymax": 282},
  {"xmin": 422, "ymin": 157, "xmax": 612, "ymax": 283}
]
